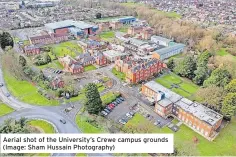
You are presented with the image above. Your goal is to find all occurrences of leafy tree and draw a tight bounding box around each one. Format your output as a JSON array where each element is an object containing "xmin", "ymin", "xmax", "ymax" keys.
[
  {"xmin": 0, "ymin": 32, "xmax": 14, "ymax": 50},
  {"xmin": 221, "ymin": 93, "xmax": 236, "ymax": 119},
  {"xmin": 84, "ymin": 83, "xmax": 103, "ymax": 114},
  {"xmin": 167, "ymin": 58, "xmax": 175, "ymax": 71},
  {"xmin": 196, "ymin": 86, "xmax": 225, "ymax": 111},
  {"xmin": 225, "ymin": 79, "xmax": 236, "ymax": 93},
  {"xmin": 44, "ymin": 53, "xmax": 51, "ymax": 63},
  {"xmin": 0, "ymin": 118, "xmax": 30, "ymax": 133},
  {"xmin": 96, "ymin": 13, "xmax": 102, "ymax": 19},
  {"xmin": 19, "ymin": 55, "xmax": 27, "ymax": 67},
  {"xmin": 174, "ymin": 55, "xmax": 196, "ymax": 79},
  {"xmin": 203, "ymin": 68, "xmax": 231, "ymax": 87},
  {"xmin": 193, "ymin": 65, "xmax": 209, "ymax": 85},
  {"xmin": 196, "ymin": 51, "xmax": 211, "ymax": 67}
]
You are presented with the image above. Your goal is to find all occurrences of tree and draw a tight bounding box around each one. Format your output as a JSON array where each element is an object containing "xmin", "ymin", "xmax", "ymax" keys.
[
  {"xmin": 96, "ymin": 13, "xmax": 102, "ymax": 19},
  {"xmin": 221, "ymin": 93, "xmax": 236, "ymax": 119},
  {"xmin": 196, "ymin": 51, "xmax": 211, "ymax": 67},
  {"xmin": 196, "ymin": 86, "xmax": 225, "ymax": 111},
  {"xmin": 44, "ymin": 53, "xmax": 51, "ymax": 63},
  {"xmin": 203, "ymin": 68, "xmax": 231, "ymax": 87},
  {"xmin": 174, "ymin": 55, "xmax": 196, "ymax": 79},
  {"xmin": 84, "ymin": 83, "xmax": 103, "ymax": 114},
  {"xmin": 0, "ymin": 32, "xmax": 14, "ymax": 50},
  {"xmin": 19, "ymin": 55, "xmax": 27, "ymax": 67},
  {"xmin": 225, "ymin": 79, "xmax": 236, "ymax": 93},
  {"xmin": 193, "ymin": 65, "xmax": 209, "ymax": 85},
  {"xmin": 167, "ymin": 58, "xmax": 175, "ymax": 71}
]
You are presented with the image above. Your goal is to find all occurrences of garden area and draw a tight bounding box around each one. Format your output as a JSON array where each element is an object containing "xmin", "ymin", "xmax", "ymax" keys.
[
  {"xmin": 101, "ymin": 91, "xmax": 121, "ymax": 106},
  {"xmin": 112, "ymin": 68, "xmax": 126, "ymax": 81},
  {"xmin": 51, "ymin": 41, "xmax": 83, "ymax": 58},
  {"xmin": 3, "ymin": 70, "xmax": 60, "ymax": 106},
  {"xmin": 84, "ymin": 65, "xmax": 97, "ymax": 72},
  {"xmin": 99, "ymin": 31, "xmax": 115, "ymax": 41},
  {"xmin": 0, "ymin": 103, "xmax": 14, "ymax": 117},
  {"xmin": 155, "ymin": 73, "xmax": 199, "ymax": 100},
  {"xmin": 124, "ymin": 114, "xmax": 236, "ymax": 156}
]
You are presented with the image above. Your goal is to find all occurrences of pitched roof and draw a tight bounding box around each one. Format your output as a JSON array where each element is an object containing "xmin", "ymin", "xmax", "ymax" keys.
[{"xmin": 45, "ymin": 20, "xmax": 94, "ymax": 30}]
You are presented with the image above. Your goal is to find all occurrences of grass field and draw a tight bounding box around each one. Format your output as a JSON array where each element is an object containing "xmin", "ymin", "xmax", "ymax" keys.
[
  {"xmin": 37, "ymin": 60, "xmax": 63, "ymax": 70},
  {"xmin": 52, "ymin": 41, "xmax": 83, "ymax": 57},
  {"xmin": 75, "ymin": 113, "xmax": 105, "ymax": 133},
  {"xmin": 112, "ymin": 68, "xmax": 126, "ymax": 81},
  {"xmin": 101, "ymin": 92, "xmax": 120, "ymax": 106},
  {"xmin": 156, "ymin": 73, "xmax": 199, "ymax": 100},
  {"xmin": 84, "ymin": 65, "xmax": 97, "ymax": 72},
  {"xmin": 216, "ymin": 49, "xmax": 229, "ymax": 56},
  {"xmin": 28, "ymin": 120, "xmax": 55, "ymax": 133},
  {"xmin": 0, "ymin": 103, "xmax": 14, "ymax": 116},
  {"xmin": 125, "ymin": 114, "xmax": 236, "ymax": 156},
  {"xmin": 3, "ymin": 71, "xmax": 59, "ymax": 106},
  {"xmin": 99, "ymin": 31, "xmax": 115, "ymax": 41}
]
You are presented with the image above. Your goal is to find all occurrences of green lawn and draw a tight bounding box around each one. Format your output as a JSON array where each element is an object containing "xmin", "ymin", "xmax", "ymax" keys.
[
  {"xmin": 125, "ymin": 114, "xmax": 236, "ymax": 156},
  {"xmin": 0, "ymin": 103, "xmax": 14, "ymax": 116},
  {"xmin": 3, "ymin": 71, "xmax": 59, "ymax": 106},
  {"xmin": 37, "ymin": 60, "xmax": 63, "ymax": 70},
  {"xmin": 156, "ymin": 73, "xmax": 199, "ymax": 100},
  {"xmin": 52, "ymin": 41, "xmax": 83, "ymax": 57},
  {"xmin": 99, "ymin": 31, "xmax": 115, "ymax": 41},
  {"xmin": 216, "ymin": 48, "xmax": 229, "ymax": 56},
  {"xmin": 101, "ymin": 92, "xmax": 120, "ymax": 106},
  {"xmin": 112, "ymin": 68, "xmax": 126, "ymax": 81},
  {"xmin": 75, "ymin": 113, "xmax": 105, "ymax": 133},
  {"xmin": 118, "ymin": 26, "xmax": 129, "ymax": 33},
  {"xmin": 28, "ymin": 120, "xmax": 55, "ymax": 133},
  {"xmin": 84, "ymin": 65, "xmax": 97, "ymax": 72}
]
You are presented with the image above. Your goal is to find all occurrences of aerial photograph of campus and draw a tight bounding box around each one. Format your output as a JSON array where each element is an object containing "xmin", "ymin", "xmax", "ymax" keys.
[{"xmin": 0, "ymin": 0, "xmax": 235, "ymax": 156}]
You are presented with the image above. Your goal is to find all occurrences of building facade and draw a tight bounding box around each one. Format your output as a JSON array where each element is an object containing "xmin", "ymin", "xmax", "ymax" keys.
[
  {"xmin": 59, "ymin": 55, "xmax": 84, "ymax": 74},
  {"xmin": 142, "ymin": 81, "xmax": 223, "ymax": 140},
  {"xmin": 29, "ymin": 33, "xmax": 68, "ymax": 45}
]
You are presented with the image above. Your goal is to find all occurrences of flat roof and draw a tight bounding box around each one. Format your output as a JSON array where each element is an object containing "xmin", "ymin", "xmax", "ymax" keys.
[
  {"xmin": 45, "ymin": 20, "xmax": 94, "ymax": 30},
  {"xmin": 103, "ymin": 50, "xmax": 126, "ymax": 58},
  {"xmin": 151, "ymin": 35, "xmax": 173, "ymax": 43},
  {"xmin": 144, "ymin": 81, "xmax": 223, "ymax": 126},
  {"xmin": 154, "ymin": 43, "xmax": 185, "ymax": 56}
]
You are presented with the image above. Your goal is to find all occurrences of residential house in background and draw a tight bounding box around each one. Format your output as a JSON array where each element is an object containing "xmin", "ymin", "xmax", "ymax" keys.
[
  {"xmin": 75, "ymin": 53, "xmax": 96, "ymax": 66},
  {"xmin": 142, "ymin": 81, "xmax": 223, "ymax": 140},
  {"xmin": 50, "ymin": 76, "xmax": 65, "ymax": 89}
]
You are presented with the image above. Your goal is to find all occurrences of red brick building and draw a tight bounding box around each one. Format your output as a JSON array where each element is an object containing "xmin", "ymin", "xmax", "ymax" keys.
[
  {"xmin": 23, "ymin": 45, "xmax": 41, "ymax": 56},
  {"xmin": 142, "ymin": 81, "xmax": 223, "ymax": 140},
  {"xmin": 94, "ymin": 52, "xmax": 107, "ymax": 66},
  {"xmin": 51, "ymin": 76, "xmax": 65, "ymax": 89},
  {"xmin": 29, "ymin": 33, "xmax": 69, "ymax": 45},
  {"xmin": 59, "ymin": 55, "xmax": 84, "ymax": 74},
  {"xmin": 127, "ymin": 26, "xmax": 154, "ymax": 40},
  {"xmin": 115, "ymin": 58, "xmax": 166, "ymax": 83}
]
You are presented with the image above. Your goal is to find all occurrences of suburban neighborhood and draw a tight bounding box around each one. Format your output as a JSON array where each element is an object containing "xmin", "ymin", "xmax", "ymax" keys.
[{"xmin": 0, "ymin": 0, "xmax": 236, "ymax": 157}]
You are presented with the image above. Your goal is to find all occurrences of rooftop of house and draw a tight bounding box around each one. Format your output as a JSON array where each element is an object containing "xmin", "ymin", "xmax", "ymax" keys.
[
  {"xmin": 143, "ymin": 81, "xmax": 223, "ymax": 126},
  {"xmin": 45, "ymin": 20, "xmax": 95, "ymax": 30},
  {"xmin": 153, "ymin": 43, "xmax": 186, "ymax": 56},
  {"xmin": 129, "ymin": 38, "xmax": 148, "ymax": 47}
]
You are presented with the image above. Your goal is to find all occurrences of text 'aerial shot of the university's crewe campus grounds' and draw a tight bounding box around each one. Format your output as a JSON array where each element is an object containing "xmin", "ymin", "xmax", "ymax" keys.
[{"xmin": 0, "ymin": 0, "xmax": 236, "ymax": 156}]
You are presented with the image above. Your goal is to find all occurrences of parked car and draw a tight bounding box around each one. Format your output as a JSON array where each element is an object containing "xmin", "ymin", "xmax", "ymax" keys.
[
  {"xmin": 60, "ymin": 119, "xmax": 66, "ymax": 124},
  {"xmin": 104, "ymin": 109, "xmax": 111, "ymax": 114},
  {"xmin": 119, "ymin": 119, "xmax": 127, "ymax": 125},
  {"xmin": 119, "ymin": 97, "xmax": 124, "ymax": 101},
  {"xmin": 101, "ymin": 111, "xmax": 108, "ymax": 116},
  {"xmin": 0, "ymin": 83, "xmax": 4, "ymax": 87},
  {"xmin": 109, "ymin": 103, "xmax": 115, "ymax": 107},
  {"xmin": 116, "ymin": 99, "xmax": 122, "ymax": 103},
  {"xmin": 154, "ymin": 120, "xmax": 161, "ymax": 126},
  {"xmin": 5, "ymin": 93, "xmax": 10, "ymax": 97},
  {"xmin": 126, "ymin": 112, "xmax": 133, "ymax": 118},
  {"xmin": 107, "ymin": 105, "xmax": 114, "ymax": 110},
  {"xmin": 112, "ymin": 102, "xmax": 118, "ymax": 106},
  {"xmin": 129, "ymin": 111, "xmax": 135, "ymax": 116}
]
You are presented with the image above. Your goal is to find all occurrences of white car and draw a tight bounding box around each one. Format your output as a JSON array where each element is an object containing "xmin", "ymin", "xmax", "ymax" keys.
[
  {"xmin": 126, "ymin": 112, "xmax": 133, "ymax": 118},
  {"xmin": 101, "ymin": 111, "xmax": 108, "ymax": 116},
  {"xmin": 119, "ymin": 119, "xmax": 127, "ymax": 125}
]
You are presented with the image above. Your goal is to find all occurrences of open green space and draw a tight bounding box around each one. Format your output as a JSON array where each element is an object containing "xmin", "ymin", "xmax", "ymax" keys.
[
  {"xmin": 52, "ymin": 41, "xmax": 83, "ymax": 58},
  {"xmin": 125, "ymin": 114, "xmax": 236, "ymax": 156},
  {"xmin": 101, "ymin": 92, "xmax": 120, "ymax": 106},
  {"xmin": 156, "ymin": 73, "xmax": 199, "ymax": 99},
  {"xmin": 84, "ymin": 65, "xmax": 97, "ymax": 72},
  {"xmin": 76, "ymin": 113, "xmax": 105, "ymax": 133},
  {"xmin": 216, "ymin": 48, "xmax": 229, "ymax": 56},
  {"xmin": 28, "ymin": 120, "xmax": 55, "ymax": 133},
  {"xmin": 3, "ymin": 71, "xmax": 59, "ymax": 106},
  {"xmin": 0, "ymin": 103, "xmax": 14, "ymax": 116},
  {"xmin": 112, "ymin": 68, "xmax": 126, "ymax": 81},
  {"xmin": 99, "ymin": 31, "xmax": 115, "ymax": 41},
  {"xmin": 37, "ymin": 60, "xmax": 63, "ymax": 70}
]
